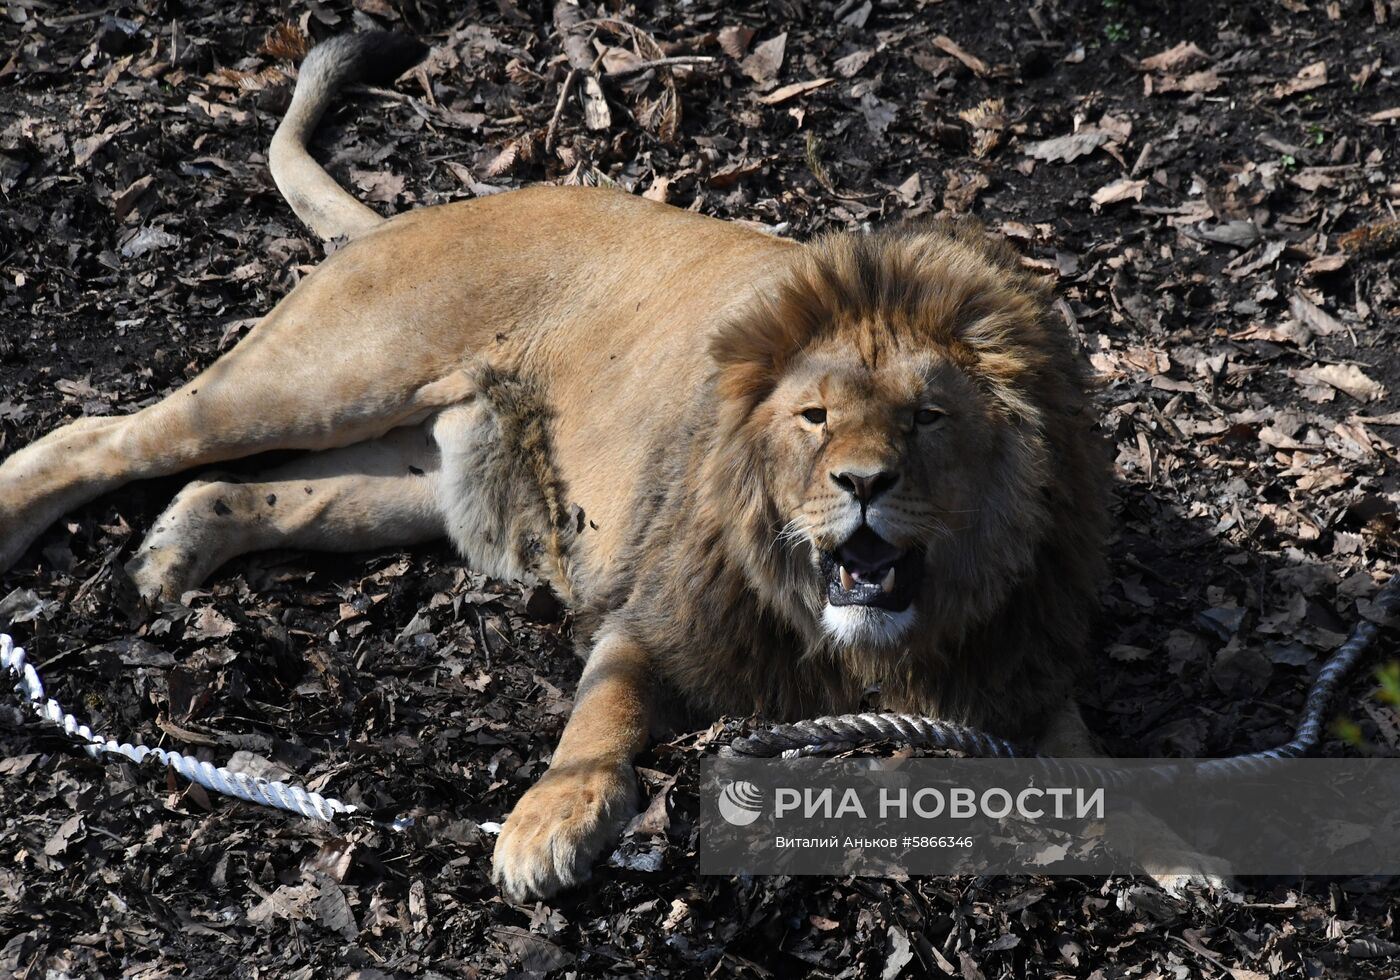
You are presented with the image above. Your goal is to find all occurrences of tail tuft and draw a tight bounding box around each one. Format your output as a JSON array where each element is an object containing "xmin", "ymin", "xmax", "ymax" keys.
[
  {"xmin": 269, "ymin": 32, "xmax": 429, "ymax": 242},
  {"xmin": 299, "ymin": 31, "xmax": 429, "ymax": 92}
]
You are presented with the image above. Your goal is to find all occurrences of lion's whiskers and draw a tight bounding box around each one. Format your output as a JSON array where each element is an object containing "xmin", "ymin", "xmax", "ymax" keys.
[{"xmin": 771, "ymin": 515, "xmax": 812, "ymax": 558}]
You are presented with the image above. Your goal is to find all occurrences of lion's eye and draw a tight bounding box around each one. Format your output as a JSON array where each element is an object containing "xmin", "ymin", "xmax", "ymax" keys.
[
  {"xmin": 915, "ymin": 407, "xmax": 946, "ymax": 426},
  {"xmin": 801, "ymin": 407, "xmax": 827, "ymax": 425}
]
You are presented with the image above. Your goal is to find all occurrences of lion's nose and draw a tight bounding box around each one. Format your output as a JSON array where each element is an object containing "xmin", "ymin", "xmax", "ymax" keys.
[{"xmin": 831, "ymin": 468, "xmax": 899, "ymax": 505}]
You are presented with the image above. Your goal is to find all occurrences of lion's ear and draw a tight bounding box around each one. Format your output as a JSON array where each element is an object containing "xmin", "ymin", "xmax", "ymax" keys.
[
  {"xmin": 709, "ymin": 259, "xmax": 832, "ymax": 418},
  {"xmin": 709, "ymin": 317, "xmax": 783, "ymax": 413}
]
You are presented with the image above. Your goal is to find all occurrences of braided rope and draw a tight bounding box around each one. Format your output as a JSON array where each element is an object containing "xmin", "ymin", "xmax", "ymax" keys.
[
  {"xmin": 729, "ymin": 571, "xmax": 1400, "ymax": 782},
  {"xmin": 0, "ymin": 632, "xmax": 406, "ymax": 828},
  {"xmin": 5, "ymin": 571, "xmax": 1396, "ymax": 822}
]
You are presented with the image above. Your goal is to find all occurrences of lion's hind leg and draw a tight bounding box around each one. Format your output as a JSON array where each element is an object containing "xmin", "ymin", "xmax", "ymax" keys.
[{"xmin": 126, "ymin": 424, "xmax": 445, "ymax": 601}]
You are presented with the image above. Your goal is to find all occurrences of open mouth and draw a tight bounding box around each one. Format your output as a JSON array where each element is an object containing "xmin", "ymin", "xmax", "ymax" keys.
[{"xmin": 819, "ymin": 526, "xmax": 923, "ymax": 612}]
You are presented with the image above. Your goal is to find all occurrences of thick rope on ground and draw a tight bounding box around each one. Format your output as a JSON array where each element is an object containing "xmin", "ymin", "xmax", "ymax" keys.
[
  {"xmin": 728, "ymin": 571, "xmax": 1400, "ymax": 781},
  {"xmin": 5, "ymin": 570, "xmax": 1395, "ymax": 823},
  {"xmin": 0, "ymin": 632, "xmax": 396, "ymax": 826}
]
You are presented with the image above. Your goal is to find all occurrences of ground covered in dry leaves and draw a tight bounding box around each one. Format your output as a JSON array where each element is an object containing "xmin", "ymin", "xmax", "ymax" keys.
[{"xmin": 3, "ymin": 0, "xmax": 1400, "ymax": 976}]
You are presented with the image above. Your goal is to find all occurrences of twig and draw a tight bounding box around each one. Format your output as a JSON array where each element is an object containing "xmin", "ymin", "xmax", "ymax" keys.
[
  {"xmin": 604, "ymin": 55, "xmax": 716, "ymax": 80},
  {"xmin": 545, "ymin": 68, "xmax": 578, "ymax": 154},
  {"xmin": 832, "ymin": 0, "xmax": 863, "ymax": 20},
  {"xmin": 553, "ymin": 0, "xmax": 611, "ymax": 130},
  {"xmin": 1169, "ymin": 936, "xmax": 1231, "ymax": 975}
]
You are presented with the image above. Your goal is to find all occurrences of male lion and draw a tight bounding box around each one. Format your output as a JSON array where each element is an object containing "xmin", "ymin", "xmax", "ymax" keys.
[{"xmin": 0, "ymin": 33, "xmax": 1111, "ymax": 901}]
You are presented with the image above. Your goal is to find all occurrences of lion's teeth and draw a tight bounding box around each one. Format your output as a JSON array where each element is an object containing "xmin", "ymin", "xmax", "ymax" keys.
[
  {"xmin": 839, "ymin": 566, "xmax": 854, "ymax": 591},
  {"xmin": 881, "ymin": 567, "xmax": 896, "ymax": 592}
]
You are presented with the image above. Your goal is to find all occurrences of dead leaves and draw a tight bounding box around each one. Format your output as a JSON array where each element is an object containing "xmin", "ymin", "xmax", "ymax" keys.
[
  {"xmin": 1272, "ymin": 61, "xmax": 1328, "ymax": 100},
  {"xmin": 1091, "ymin": 178, "xmax": 1148, "ymax": 209},
  {"xmin": 943, "ymin": 169, "xmax": 990, "ymax": 213},
  {"xmin": 72, "ymin": 120, "xmax": 132, "ymax": 167},
  {"xmin": 756, "ymin": 77, "xmax": 834, "ymax": 106},
  {"xmin": 959, "ymin": 98, "xmax": 1006, "ymax": 159},
  {"xmin": 349, "ymin": 168, "xmax": 407, "ymax": 205},
  {"xmin": 248, "ymin": 873, "xmax": 358, "ymax": 941},
  {"xmin": 1138, "ymin": 41, "xmax": 1211, "ymax": 73},
  {"xmin": 1291, "ymin": 363, "xmax": 1385, "ymax": 403},
  {"xmin": 932, "ymin": 35, "xmax": 991, "ymax": 78},
  {"xmin": 740, "ymin": 32, "xmax": 786, "ymax": 83},
  {"xmin": 1138, "ymin": 41, "xmax": 1221, "ymax": 96},
  {"xmin": 1289, "ymin": 292, "xmax": 1348, "ymax": 337},
  {"xmin": 1022, "ymin": 129, "xmax": 1108, "ymax": 163},
  {"xmin": 1339, "ymin": 220, "xmax": 1400, "ymax": 257},
  {"xmin": 6, "ymin": 2, "xmax": 1400, "ymax": 978}
]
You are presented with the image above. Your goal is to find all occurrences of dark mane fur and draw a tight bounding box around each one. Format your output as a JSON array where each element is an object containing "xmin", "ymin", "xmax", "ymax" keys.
[{"xmin": 602, "ymin": 221, "xmax": 1109, "ymax": 740}]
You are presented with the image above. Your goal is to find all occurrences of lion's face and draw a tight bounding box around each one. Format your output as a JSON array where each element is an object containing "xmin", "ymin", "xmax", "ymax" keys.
[
  {"xmin": 762, "ymin": 334, "xmax": 1009, "ymax": 648},
  {"xmin": 708, "ymin": 223, "xmax": 1083, "ymax": 657}
]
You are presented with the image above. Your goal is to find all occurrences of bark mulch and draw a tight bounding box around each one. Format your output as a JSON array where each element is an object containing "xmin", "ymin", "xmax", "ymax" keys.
[{"xmin": 2, "ymin": 0, "xmax": 1400, "ymax": 975}]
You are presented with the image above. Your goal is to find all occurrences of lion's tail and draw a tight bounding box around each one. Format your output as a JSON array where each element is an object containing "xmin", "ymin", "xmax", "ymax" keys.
[{"xmin": 269, "ymin": 31, "xmax": 427, "ymax": 242}]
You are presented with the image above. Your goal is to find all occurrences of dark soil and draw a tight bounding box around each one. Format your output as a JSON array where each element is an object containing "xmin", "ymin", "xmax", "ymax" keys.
[{"xmin": 3, "ymin": 0, "xmax": 1400, "ymax": 976}]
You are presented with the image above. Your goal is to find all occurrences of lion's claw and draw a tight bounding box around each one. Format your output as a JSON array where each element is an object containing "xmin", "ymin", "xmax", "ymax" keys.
[{"xmin": 491, "ymin": 761, "xmax": 638, "ymax": 903}]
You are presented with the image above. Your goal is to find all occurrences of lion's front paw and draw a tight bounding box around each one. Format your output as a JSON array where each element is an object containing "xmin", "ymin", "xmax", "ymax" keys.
[
  {"xmin": 491, "ymin": 760, "xmax": 638, "ymax": 903},
  {"xmin": 1144, "ymin": 848, "xmax": 1243, "ymax": 903},
  {"xmin": 1150, "ymin": 868, "xmax": 1244, "ymax": 902}
]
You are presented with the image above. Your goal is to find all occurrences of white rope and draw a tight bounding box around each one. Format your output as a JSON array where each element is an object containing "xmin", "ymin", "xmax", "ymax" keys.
[{"xmin": 0, "ymin": 630, "xmax": 406, "ymax": 828}]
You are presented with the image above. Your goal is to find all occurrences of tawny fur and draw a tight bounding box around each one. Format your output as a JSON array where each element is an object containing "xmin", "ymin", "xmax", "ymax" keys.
[
  {"xmin": 603, "ymin": 224, "xmax": 1109, "ymax": 740},
  {"xmin": 0, "ymin": 32, "xmax": 1122, "ymax": 902}
]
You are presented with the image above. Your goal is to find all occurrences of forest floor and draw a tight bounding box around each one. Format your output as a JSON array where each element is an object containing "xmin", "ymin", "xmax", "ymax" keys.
[{"xmin": 3, "ymin": 0, "xmax": 1400, "ymax": 976}]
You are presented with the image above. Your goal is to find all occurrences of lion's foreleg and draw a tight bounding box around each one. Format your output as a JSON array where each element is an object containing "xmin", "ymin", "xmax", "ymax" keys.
[
  {"xmin": 1035, "ymin": 698, "xmax": 1100, "ymax": 756},
  {"xmin": 1037, "ymin": 698, "xmax": 1237, "ymax": 897},
  {"xmin": 492, "ymin": 629, "xmax": 654, "ymax": 902}
]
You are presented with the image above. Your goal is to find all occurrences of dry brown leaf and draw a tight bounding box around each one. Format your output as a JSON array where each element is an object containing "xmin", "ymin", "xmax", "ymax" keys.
[
  {"xmin": 756, "ymin": 77, "xmax": 833, "ymax": 105},
  {"xmin": 707, "ymin": 158, "xmax": 766, "ymax": 188},
  {"xmin": 1292, "ymin": 363, "xmax": 1384, "ymax": 402},
  {"xmin": 932, "ymin": 35, "xmax": 990, "ymax": 77},
  {"xmin": 834, "ymin": 49, "xmax": 874, "ymax": 78},
  {"xmin": 73, "ymin": 121, "xmax": 132, "ymax": 167},
  {"xmin": 643, "ymin": 175, "xmax": 672, "ymax": 202},
  {"xmin": 1273, "ymin": 60, "xmax": 1328, "ymax": 99},
  {"xmin": 1339, "ymin": 220, "xmax": 1400, "ymax": 256},
  {"xmin": 1091, "ymin": 178, "xmax": 1147, "ymax": 207},
  {"xmin": 112, "ymin": 175, "xmax": 153, "ymax": 220},
  {"xmin": 960, "ymin": 98, "xmax": 1007, "ymax": 158},
  {"xmin": 1022, "ymin": 130, "xmax": 1107, "ymax": 163},
  {"xmin": 741, "ymin": 32, "xmax": 786, "ymax": 82},
  {"xmin": 1138, "ymin": 41, "xmax": 1211, "ymax": 73},
  {"xmin": 943, "ymin": 170, "xmax": 989, "ymax": 213},
  {"xmin": 260, "ymin": 21, "xmax": 309, "ymax": 62},
  {"xmin": 1302, "ymin": 254, "xmax": 1348, "ymax": 278},
  {"xmin": 717, "ymin": 25, "xmax": 756, "ymax": 60},
  {"xmin": 895, "ymin": 172, "xmax": 922, "ymax": 203},
  {"xmin": 350, "ymin": 169, "xmax": 406, "ymax": 205},
  {"xmin": 1148, "ymin": 70, "xmax": 1223, "ymax": 95},
  {"xmin": 1289, "ymin": 293, "xmax": 1347, "ymax": 336}
]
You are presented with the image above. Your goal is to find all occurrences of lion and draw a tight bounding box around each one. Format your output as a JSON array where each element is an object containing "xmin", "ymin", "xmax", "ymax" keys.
[{"xmin": 0, "ymin": 33, "xmax": 1115, "ymax": 901}]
